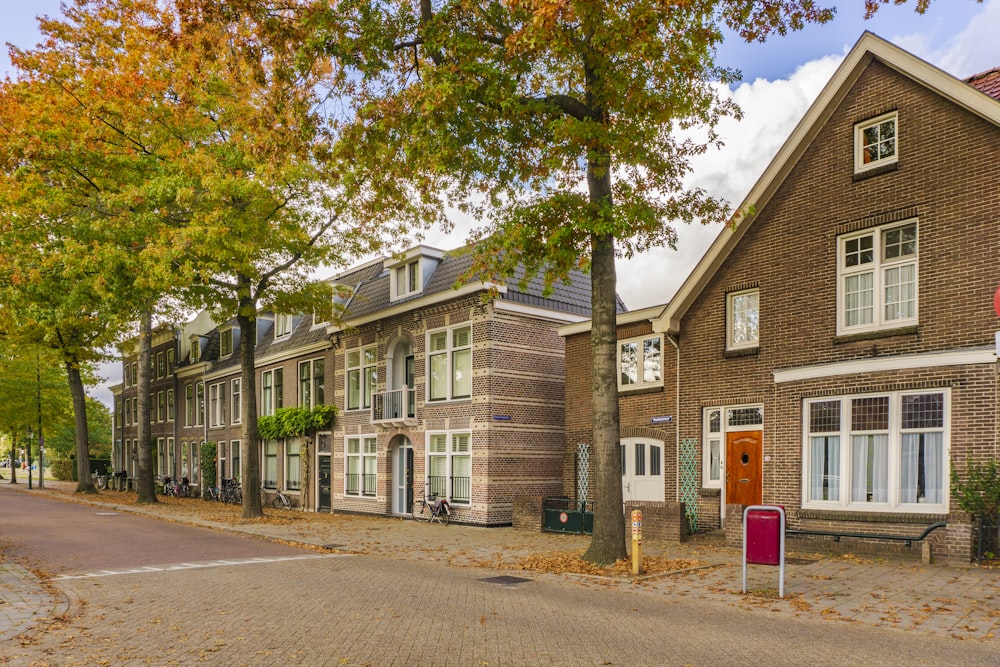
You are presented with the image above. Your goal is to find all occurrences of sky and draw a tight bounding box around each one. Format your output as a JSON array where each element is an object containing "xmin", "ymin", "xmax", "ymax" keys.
[{"xmin": 3, "ymin": 0, "xmax": 1000, "ymax": 404}]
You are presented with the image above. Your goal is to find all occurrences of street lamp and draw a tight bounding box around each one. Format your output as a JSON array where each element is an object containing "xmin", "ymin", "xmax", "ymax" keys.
[{"xmin": 26, "ymin": 427, "xmax": 33, "ymax": 490}]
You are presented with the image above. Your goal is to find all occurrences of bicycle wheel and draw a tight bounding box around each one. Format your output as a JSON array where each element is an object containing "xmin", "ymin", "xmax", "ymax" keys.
[
  {"xmin": 437, "ymin": 508, "xmax": 451, "ymax": 525},
  {"xmin": 411, "ymin": 501, "xmax": 429, "ymax": 522},
  {"xmin": 233, "ymin": 488, "xmax": 243, "ymax": 504},
  {"xmin": 96, "ymin": 476, "xmax": 107, "ymax": 490},
  {"xmin": 271, "ymin": 495, "xmax": 286, "ymax": 509}
]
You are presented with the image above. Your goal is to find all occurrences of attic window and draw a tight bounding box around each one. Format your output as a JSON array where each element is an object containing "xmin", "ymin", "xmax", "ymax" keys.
[
  {"xmin": 393, "ymin": 260, "xmax": 421, "ymax": 299},
  {"xmin": 854, "ymin": 112, "xmax": 897, "ymax": 174},
  {"xmin": 275, "ymin": 314, "xmax": 294, "ymax": 339},
  {"xmin": 220, "ymin": 328, "xmax": 234, "ymax": 357},
  {"xmin": 190, "ymin": 339, "xmax": 201, "ymax": 363}
]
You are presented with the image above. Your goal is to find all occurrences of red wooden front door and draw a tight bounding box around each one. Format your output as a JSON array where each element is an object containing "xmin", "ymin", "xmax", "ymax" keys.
[{"xmin": 726, "ymin": 431, "xmax": 763, "ymax": 506}]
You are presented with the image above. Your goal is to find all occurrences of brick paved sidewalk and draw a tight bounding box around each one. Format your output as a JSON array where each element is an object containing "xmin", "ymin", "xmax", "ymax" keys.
[{"xmin": 6, "ymin": 481, "xmax": 1000, "ymax": 643}]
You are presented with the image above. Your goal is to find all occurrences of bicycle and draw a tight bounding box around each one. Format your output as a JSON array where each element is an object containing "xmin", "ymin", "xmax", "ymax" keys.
[
  {"xmin": 220, "ymin": 478, "xmax": 242, "ymax": 504},
  {"xmin": 265, "ymin": 486, "xmax": 292, "ymax": 510},
  {"xmin": 95, "ymin": 472, "xmax": 109, "ymax": 490},
  {"xmin": 412, "ymin": 492, "xmax": 451, "ymax": 524}
]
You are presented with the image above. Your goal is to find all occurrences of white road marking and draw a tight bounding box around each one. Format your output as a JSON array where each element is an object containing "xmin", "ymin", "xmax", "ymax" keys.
[{"xmin": 53, "ymin": 553, "xmax": 349, "ymax": 580}]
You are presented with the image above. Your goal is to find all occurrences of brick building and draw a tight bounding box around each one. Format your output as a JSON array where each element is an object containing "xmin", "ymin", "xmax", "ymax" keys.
[
  {"xmin": 562, "ymin": 34, "xmax": 1000, "ymax": 562},
  {"xmin": 112, "ymin": 244, "xmax": 594, "ymax": 525}
]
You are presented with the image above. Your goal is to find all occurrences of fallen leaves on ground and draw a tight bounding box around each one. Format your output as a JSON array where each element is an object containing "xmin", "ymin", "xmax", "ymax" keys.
[{"xmin": 464, "ymin": 549, "xmax": 703, "ymax": 578}]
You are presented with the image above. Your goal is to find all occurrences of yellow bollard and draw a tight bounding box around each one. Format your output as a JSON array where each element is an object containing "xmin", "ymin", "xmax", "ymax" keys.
[{"xmin": 631, "ymin": 509, "xmax": 643, "ymax": 576}]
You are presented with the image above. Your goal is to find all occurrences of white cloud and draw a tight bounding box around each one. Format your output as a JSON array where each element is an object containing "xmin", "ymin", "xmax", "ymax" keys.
[{"xmin": 617, "ymin": 55, "xmax": 843, "ymax": 310}]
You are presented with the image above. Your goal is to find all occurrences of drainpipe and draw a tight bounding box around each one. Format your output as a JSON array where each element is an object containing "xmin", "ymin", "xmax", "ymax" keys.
[{"xmin": 666, "ymin": 333, "xmax": 680, "ymax": 503}]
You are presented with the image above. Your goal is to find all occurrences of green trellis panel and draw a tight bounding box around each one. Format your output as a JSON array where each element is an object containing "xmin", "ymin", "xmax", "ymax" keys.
[{"xmin": 679, "ymin": 438, "xmax": 699, "ymax": 533}]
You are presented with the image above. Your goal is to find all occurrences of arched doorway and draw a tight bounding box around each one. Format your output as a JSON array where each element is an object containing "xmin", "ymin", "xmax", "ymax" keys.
[{"xmin": 390, "ymin": 435, "xmax": 414, "ymax": 515}]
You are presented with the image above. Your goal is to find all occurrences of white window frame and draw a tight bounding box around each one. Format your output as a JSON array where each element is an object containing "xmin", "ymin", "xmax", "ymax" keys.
[
  {"xmin": 837, "ymin": 219, "xmax": 918, "ymax": 336},
  {"xmin": 185, "ymin": 384, "xmax": 194, "ymax": 427},
  {"xmin": 285, "ymin": 439, "xmax": 301, "ymax": 492},
  {"xmin": 263, "ymin": 439, "xmax": 278, "ymax": 489},
  {"xmin": 391, "ymin": 259, "xmax": 421, "ymax": 300},
  {"xmin": 231, "ymin": 378, "xmax": 242, "ymax": 425},
  {"xmin": 274, "ymin": 314, "xmax": 294, "ymax": 339},
  {"xmin": 345, "ymin": 345, "xmax": 377, "ymax": 411},
  {"xmin": 166, "ymin": 349, "xmax": 175, "ymax": 375},
  {"xmin": 345, "ymin": 435, "xmax": 378, "ymax": 498},
  {"xmin": 261, "ymin": 368, "xmax": 283, "ymax": 417},
  {"xmin": 426, "ymin": 431, "xmax": 472, "ymax": 505},
  {"xmin": 157, "ymin": 390, "xmax": 166, "ymax": 422},
  {"xmin": 220, "ymin": 328, "xmax": 234, "ymax": 357},
  {"xmin": 299, "ymin": 358, "xmax": 325, "ymax": 409},
  {"xmin": 702, "ymin": 408, "xmax": 723, "ymax": 488},
  {"xmin": 854, "ymin": 111, "xmax": 898, "ymax": 174},
  {"xmin": 726, "ymin": 289, "xmax": 759, "ymax": 351},
  {"xmin": 801, "ymin": 390, "xmax": 949, "ymax": 514},
  {"xmin": 166, "ymin": 389, "xmax": 175, "ymax": 422},
  {"xmin": 427, "ymin": 324, "xmax": 472, "ymax": 402},
  {"xmin": 617, "ymin": 334, "xmax": 663, "ymax": 390},
  {"xmin": 190, "ymin": 339, "xmax": 201, "ymax": 363},
  {"xmin": 194, "ymin": 382, "xmax": 205, "ymax": 427},
  {"xmin": 156, "ymin": 352, "xmax": 165, "ymax": 378},
  {"xmin": 209, "ymin": 382, "xmax": 226, "ymax": 428}
]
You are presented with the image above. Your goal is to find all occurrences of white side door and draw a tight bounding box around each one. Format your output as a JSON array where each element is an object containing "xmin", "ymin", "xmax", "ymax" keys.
[{"xmin": 621, "ymin": 438, "xmax": 665, "ymax": 502}]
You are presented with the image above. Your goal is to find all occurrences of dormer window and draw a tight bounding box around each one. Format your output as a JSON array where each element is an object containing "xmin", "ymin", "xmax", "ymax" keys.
[
  {"xmin": 275, "ymin": 314, "xmax": 294, "ymax": 339},
  {"xmin": 220, "ymin": 328, "xmax": 234, "ymax": 357},
  {"xmin": 190, "ymin": 339, "xmax": 201, "ymax": 363},
  {"xmin": 854, "ymin": 112, "xmax": 897, "ymax": 174},
  {"xmin": 393, "ymin": 260, "xmax": 421, "ymax": 299}
]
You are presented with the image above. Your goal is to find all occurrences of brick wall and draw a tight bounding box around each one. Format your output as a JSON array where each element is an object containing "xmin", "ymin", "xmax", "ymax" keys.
[{"xmin": 675, "ymin": 60, "xmax": 1000, "ymax": 563}]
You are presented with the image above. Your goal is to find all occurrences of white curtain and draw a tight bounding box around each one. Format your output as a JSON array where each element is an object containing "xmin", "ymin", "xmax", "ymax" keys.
[
  {"xmin": 901, "ymin": 433, "xmax": 943, "ymax": 503},
  {"xmin": 809, "ymin": 436, "xmax": 840, "ymax": 501},
  {"xmin": 851, "ymin": 434, "xmax": 888, "ymax": 502}
]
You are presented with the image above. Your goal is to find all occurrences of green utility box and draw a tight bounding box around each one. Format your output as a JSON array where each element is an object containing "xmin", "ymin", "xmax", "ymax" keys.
[{"xmin": 543, "ymin": 497, "xmax": 593, "ymax": 534}]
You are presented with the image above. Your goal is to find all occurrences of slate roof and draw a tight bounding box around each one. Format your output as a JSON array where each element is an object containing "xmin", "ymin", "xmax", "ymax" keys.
[
  {"xmin": 332, "ymin": 247, "xmax": 616, "ymax": 324},
  {"xmin": 967, "ymin": 67, "xmax": 1000, "ymax": 101},
  {"xmin": 255, "ymin": 312, "xmax": 329, "ymax": 361}
]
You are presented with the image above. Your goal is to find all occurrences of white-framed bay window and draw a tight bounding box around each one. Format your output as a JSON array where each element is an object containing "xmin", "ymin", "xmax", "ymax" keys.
[
  {"xmin": 838, "ymin": 219, "xmax": 918, "ymax": 335},
  {"xmin": 802, "ymin": 390, "xmax": 948, "ymax": 513},
  {"xmin": 618, "ymin": 334, "xmax": 663, "ymax": 390},
  {"xmin": 345, "ymin": 435, "xmax": 377, "ymax": 497},
  {"xmin": 427, "ymin": 431, "xmax": 471, "ymax": 504},
  {"xmin": 428, "ymin": 325, "xmax": 471, "ymax": 401}
]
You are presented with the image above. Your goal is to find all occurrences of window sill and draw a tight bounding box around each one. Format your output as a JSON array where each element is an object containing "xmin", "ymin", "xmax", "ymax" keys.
[
  {"xmin": 699, "ymin": 487, "xmax": 721, "ymax": 497},
  {"xmin": 834, "ymin": 325, "xmax": 918, "ymax": 344},
  {"xmin": 798, "ymin": 508, "xmax": 947, "ymax": 523},
  {"xmin": 724, "ymin": 346, "xmax": 759, "ymax": 359},
  {"xmin": 617, "ymin": 384, "xmax": 664, "ymax": 396},
  {"xmin": 852, "ymin": 160, "xmax": 898, "ymax": 181}
]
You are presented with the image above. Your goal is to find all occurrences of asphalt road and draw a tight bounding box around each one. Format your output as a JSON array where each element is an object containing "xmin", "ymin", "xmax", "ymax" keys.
[{"xmin": 3, "ymin": 489, "xmax": 999, "ymax": 666}]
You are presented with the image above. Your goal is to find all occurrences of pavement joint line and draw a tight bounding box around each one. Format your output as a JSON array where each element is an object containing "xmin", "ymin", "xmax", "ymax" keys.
[{"xmin": 51, "ymin": 553, "xmax": 351, "ymax": 580}]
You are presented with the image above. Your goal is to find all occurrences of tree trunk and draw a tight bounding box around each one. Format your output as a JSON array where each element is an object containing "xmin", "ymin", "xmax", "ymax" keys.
[
  {"xmin": 135, "ymin": 311, "xmax": 158, "ymax": 504},
  {"xmin": 238, "ymin": 298, "xmax": 264, "ymax": 518},
  {"xmin": 582, "ymin": 231, "xmax": 627, "ymax": 565},
  {"xmin": 66, "ymin": 361, "xmax": 95, "ymax": 493},
  {"xmin": 8, "ymin": 440, "xmax": 17, "ymax": 484}
]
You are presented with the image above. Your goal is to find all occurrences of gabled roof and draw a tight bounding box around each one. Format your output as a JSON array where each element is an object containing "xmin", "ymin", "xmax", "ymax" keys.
[{"xmin": 653, "ymin": 32, "xmax": 1000, "ymax": 334}]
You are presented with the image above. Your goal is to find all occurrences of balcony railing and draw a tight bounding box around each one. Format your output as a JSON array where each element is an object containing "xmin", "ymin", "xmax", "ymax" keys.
[
  {"xmin": 345, "ymin": 473, "xmax": 377, "ymax": 497},
  {"xmin": 372, "ymin": 386, "xmax": 417, "ymax": 425},
  {"xmin": 427, "ymin": 475, "xmax": 471, "ymax": 504}
]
